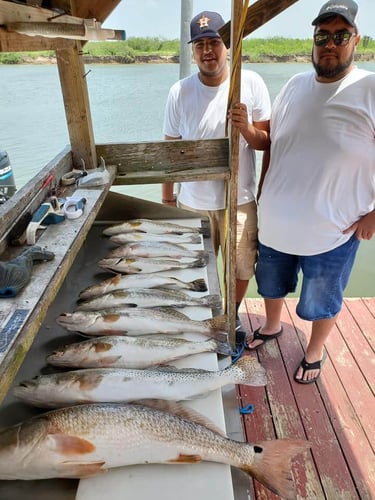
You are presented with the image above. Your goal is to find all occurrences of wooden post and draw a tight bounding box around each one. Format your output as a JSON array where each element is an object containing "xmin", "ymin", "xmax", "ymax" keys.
[
  {"xmin": 226, "ymin": 0, "xmax": 245, "ymax": 347},
  {"xmin": 55, "ymin": 43, "xmax": 97, "ymax": 169}
]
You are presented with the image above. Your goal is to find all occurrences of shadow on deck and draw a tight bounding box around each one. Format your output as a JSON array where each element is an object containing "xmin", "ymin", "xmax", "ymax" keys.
[{"xmin": 237, "ymin": 297, "xmax": 374, "ymax": 499}]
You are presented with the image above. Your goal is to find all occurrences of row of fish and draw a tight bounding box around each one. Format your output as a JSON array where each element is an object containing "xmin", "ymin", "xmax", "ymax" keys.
[{"xmin": 0, "ymin": 218, "xmax": 308, "ymax": 497}]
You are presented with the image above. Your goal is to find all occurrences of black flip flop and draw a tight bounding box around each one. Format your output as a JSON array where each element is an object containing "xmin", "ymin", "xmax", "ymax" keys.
[
  {"xmin": 294, "ymin": 350, "xmax": 327, "ymax": 384},
  {"xmin": 245, "ymin": 326, "xmax": 283, "ymax": 351}
]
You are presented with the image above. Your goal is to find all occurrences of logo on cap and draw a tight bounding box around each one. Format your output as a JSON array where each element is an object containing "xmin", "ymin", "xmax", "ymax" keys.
[{"xmin": 197, "ymin": 15, "xmax": 210, "ymax": 30}]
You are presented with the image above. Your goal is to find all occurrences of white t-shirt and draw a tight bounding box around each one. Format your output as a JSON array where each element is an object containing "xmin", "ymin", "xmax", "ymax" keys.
[
  {"xmin": 259, "ymin": 67, "xmax": 375, "ymax": 255},
  {"xmin": 163, "ymin": 71, "xmax": 271, "ymax": 210}
]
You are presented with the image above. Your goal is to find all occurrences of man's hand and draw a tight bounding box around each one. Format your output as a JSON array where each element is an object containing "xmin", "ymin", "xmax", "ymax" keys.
[{"xmin": 343, "ymin": 210, "xmax": 375, "ymax": 240}]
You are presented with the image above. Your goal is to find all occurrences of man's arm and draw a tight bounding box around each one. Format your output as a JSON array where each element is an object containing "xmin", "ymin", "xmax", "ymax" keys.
[
  {"xmin": 161, "ymin": 134, "xmax": 181, "ymax": 205},
  {"xmin": 257, "ymin": 148, "xmax": 270, "ymax": 202}
]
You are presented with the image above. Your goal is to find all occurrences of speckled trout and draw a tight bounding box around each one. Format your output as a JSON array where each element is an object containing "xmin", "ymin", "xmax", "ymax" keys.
[
  {"xmin": 107, "ymin": 241, "xmax": 209, "ymax": 261},
  {"xmin": 0, "ymin": 401, "xmax": 309, "ymax": 500},
  {"xmin": 79, "ymin": 273, "xmax": 208, "ymax": 300},
  {"xmin": 76, "ymin": 288, "xmax": 222, "ymax": 311},
  {"xmin": 110, "ymin": 232, "xmax": 201, "ymax": 245},
  {"xmin": 14, "ymin": 357, "xmax": 266, "ymax": 408},
  {"xmin": 103, "ymin": 219, "xmax": 201, "ymax": 236},
  {"xmin": 56, "ymin": 308, "xmax": 228, "ymax": 341},
  {"xmin": 98, "ymin": 256, "xmax": 207, "ymax": 274},
  {"xmin": 46, "ymin": 336, "xmax": 232, "ymax": 369}
]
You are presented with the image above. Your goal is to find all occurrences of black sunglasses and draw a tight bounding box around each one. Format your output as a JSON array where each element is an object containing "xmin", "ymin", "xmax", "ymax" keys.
[{"xmin": 313, "ymin": 31, "xmax": 355, "ymax": 47}]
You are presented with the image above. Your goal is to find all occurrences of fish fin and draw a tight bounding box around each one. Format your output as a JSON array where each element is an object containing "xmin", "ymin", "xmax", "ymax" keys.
[
  {"xmin": 206, "ymin": 314, "xmax": 228, "ymax": 331},
  {"xmin": 150, "ymin": 366, "xmax": 204, "ymax": 374},
  {"xmin": 168, "ymin": 454, "xmax": 202, "ymax": 464},
  {"xmin": 189, "ymin": 278, "xmax": 208, "ymax": 292},
  {"xmin": 156, "ymin": 307, "xmax": 190, "ymax": 319},
  {"xmin": 96, "ymin": 356, "xmax": 123, "ymax": 367},
  {"xmin": 56, "ymin": 461, "xmax": 107, "ymax": 478},
  {"xmin": 129, "ymin": 399, "xmax": 227, "ymax": 436},
  {"xmin": 241, "ymin": 439, "xmax": 310, "ymax": 500},
  {"xmin": 230, "ymin": 357, "xmax": 267, "ymax": 386}
]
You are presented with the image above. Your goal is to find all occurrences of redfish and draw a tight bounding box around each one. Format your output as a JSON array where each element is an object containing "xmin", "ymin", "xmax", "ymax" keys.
[
  {"xmin": 0, "ymin": 401, "xmax": 309, "ymax": 500},
  {"xmin": 56, "ymin": 308, "xmax": 228, "ymax": 342},
  {"xmin": 46, "ymin": 336, "xmax": 233, "ymax": 369}
]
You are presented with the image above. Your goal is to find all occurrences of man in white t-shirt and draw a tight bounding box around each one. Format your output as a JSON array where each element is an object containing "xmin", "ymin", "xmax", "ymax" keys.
[
  {"xmin": 162, "ymin": 11, "xmax": 271, "ymax": 342},
  {"xmin": 246, "ymin": 0, "xmax": 375, "ymax": 384}
]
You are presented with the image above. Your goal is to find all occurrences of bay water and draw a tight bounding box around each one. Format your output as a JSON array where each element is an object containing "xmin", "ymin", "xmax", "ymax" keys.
[{"xmin": 0, "ymin": 61, "xmax": 374, "ymax": 297}]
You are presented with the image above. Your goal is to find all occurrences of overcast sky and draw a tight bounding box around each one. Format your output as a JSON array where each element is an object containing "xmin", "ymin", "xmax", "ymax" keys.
[{"xmin": 103, "ymin": 0, "xmax": 375, "ymax": 40}]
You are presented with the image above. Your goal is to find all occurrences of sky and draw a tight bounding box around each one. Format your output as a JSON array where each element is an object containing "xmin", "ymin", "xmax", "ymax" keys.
[{"xmin": 103, "ymin": 0, "xmax": 375, "ymax": 40}]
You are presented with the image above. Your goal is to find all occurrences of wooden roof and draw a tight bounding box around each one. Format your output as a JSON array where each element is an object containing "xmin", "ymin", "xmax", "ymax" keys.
[{"xmin": 0, "ymin": 0, "xmax": 123, "ymax": 52}]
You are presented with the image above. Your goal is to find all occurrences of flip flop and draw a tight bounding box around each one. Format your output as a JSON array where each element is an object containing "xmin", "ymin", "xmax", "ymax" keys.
[
  {"xmin": 245, "ymin": 326, "xmax": 283, "ymax": 351},
  {"xmin": 294, "ymin": 350, "xmax": 327, "ymax": 384}
]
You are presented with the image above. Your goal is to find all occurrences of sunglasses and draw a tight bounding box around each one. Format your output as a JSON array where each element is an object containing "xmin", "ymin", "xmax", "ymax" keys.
[{"xmin": 313, "ymin": 31, "xmax": 355, "ymax": 47}]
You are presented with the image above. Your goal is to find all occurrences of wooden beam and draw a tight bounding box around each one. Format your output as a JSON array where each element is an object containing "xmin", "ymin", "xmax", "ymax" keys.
[
  {"xmin": 0, "ymin": 27, "xmax": 75, "ymax": 51},
  {"xmin": 219, "ymin": 0, "xmax": 300, "ymax": 47}
]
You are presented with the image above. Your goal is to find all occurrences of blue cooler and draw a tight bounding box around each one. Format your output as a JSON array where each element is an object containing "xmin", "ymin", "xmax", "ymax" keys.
[{"xmin": 0, "ymin": 150, "xmax": 17, "ymax": 203}]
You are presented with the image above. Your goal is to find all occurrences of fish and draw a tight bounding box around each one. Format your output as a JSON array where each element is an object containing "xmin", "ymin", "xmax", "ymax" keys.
[
  {"xmin": 46, "ymin": 336, "xmax": 233, "ymax": 369},
  {"xmin": 76, "ymin": 288, "xmax": 222, "ymax": 311},
  {"xmin": 0, "ymin": 400, "xmax": 309, "ymax": 500},
  {"xmin": 56, "ymin": 308, "xmax": 228, "ymax": 342},
  {"xmin": 14, "ymin": 357, "xmax": 266, "ymax": 408},
  {"xmin": 102, "ymin": 219, "xmax": 201, "ymax": 236},
  {"xmin": 78, "ymin": 273, "xmax": 208, "ymax": 300},
  {"xmin": 110, "ymin": 232, "xmax": 201, "ymax": 245},
  {"xmin": 97, "ymin": 256, "xmax": 207, "ymax": 274},
  {"xmin": 106, "ymin": 241, "xmax": 209, "ymax": 261}
]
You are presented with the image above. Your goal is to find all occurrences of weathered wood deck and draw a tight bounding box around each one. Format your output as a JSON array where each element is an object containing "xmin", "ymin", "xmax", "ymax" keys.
[{"xmin": 237, "ymin": 297, "xmax": 374, "ymax": 500}]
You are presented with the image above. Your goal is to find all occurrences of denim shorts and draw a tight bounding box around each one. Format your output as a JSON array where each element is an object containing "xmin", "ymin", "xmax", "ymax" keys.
[{"xmin": 255, "ymin": 234, "xmax": 360, "ymax": 321}]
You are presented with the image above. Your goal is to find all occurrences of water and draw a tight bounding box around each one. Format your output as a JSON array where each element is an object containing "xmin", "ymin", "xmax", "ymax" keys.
[{"xmin": 0, "ymin": 61, "xmax": 374, "ymax": 297}]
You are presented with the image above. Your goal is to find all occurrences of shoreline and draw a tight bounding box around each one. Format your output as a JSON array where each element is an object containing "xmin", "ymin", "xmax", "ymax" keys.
[{"xmin": 2, "ymin": 53, "xmax": 375, "ymax": 65}]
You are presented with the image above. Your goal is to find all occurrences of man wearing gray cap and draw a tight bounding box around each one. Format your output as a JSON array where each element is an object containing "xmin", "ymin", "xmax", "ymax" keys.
[
  {"xmin": 246, "ymin": 0, "xmax": 375, "ymax": 383},
  {"xmin": 162, "ymin": 11, "xmax": 271, "ymax": 343}
]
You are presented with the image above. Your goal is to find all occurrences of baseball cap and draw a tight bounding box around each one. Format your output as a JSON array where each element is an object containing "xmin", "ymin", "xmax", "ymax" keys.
[
  {"xmin": 312, "ymin": 0, "xmax": 358, "ymax": 27},
  {"xmin": 188, "ymin": 11, "xmax": 225, "ymax": 44}
]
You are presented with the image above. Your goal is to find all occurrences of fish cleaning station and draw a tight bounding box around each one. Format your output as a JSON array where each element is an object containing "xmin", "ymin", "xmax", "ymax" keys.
[{"xmin": 0, "ymin": 1, "xmax": 373, "ymax": 499}]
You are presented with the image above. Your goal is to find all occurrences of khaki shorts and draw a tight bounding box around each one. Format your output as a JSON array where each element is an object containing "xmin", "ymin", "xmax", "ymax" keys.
[{"xmin": 178, "ymin": 201, "xmax": 257, "ymax": 280}]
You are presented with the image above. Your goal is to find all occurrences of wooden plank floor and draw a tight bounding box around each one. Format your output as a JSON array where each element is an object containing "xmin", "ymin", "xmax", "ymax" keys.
[{"xmin": 237, "ymin": 297, "xmax": 375, "ymax": 500}]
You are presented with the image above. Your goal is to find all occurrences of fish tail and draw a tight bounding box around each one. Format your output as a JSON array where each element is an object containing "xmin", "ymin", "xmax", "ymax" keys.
[
  {"xmin": 241, "ymin": 439, "xmax": 310, "ymax": 500},
  {"xmin": 190, "ymin": 257, "xmax": 207, "ymax": 268},
  {"xmin": 200, "ymin": 294, "xmax": 223, "ymax": 310},
  {"xmin": 206, "ymin": 315, "xmax": 228, "ymax": 331},
  {"xmin": 189, "ymin": 234, "xmax": 201, "ymax": 244},
  {"xmin": 206, "ymin": 330, "xmax": 227, "ymax": 343},
  {"xmin": 188, "ymin": 278, "xmax": 208, "ymax": 292},
  {"xmin": 210, "ymin": 339, "xmax": 232, "ymax": 356},
  {"xmin": 195, "ymin": 250, "xmax": 209, "ymax": 263},
  {"xmin": 231, "ymin": 356, "xmax": 267, "ymax": 386}
]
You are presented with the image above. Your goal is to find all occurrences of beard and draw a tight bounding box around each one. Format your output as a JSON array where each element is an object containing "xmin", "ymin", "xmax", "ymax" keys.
[{"xmin": 312, "ymin": 47, "xmax": 354, "ymax": 79}]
